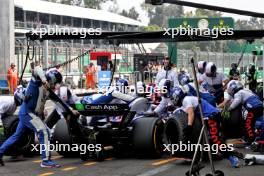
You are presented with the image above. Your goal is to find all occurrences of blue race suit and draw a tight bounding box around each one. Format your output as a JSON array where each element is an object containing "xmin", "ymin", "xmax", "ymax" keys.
[
  {"xmin": 0, "ymin": 79, "xmax": 51, "ymax": 160},
  {"xmin": 200, "ymin": 92, "xmax": 216, "ymax": 107}
]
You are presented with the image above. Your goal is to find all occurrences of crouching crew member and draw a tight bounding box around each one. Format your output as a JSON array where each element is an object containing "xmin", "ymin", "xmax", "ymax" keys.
[
  {"xmin": 226, "ymin": 80, "xmax": 263, "ymax": 144},
  {"xmin": 171, "ymin": 86, "xmax": 240, "ymax": 168}
]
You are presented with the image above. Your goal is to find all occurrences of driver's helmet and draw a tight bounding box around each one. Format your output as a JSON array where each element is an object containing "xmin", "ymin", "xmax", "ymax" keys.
[
  {"xmin": 81, "ymin": 94, "xmax": 102, "ymax": 104},
  {"xmin": 45, "ymin": 69, "xmax": 63, "ymax": 88},
  {"xmin": 116, "ymin": 79, "xmax": 129, "ymax": 94},
  {"xmin": 197, "ymin": 61, "xmax": 207, "ymax": 74},
  {"xmin": 179, "ymin": 74, "xmax": 190, "ymax": 86},
  {"xmin": 158, "ymin": 78, "xmax": 172, "ymax": 97},
  {"xmin": 205, "ymin": 62, "xmax": 217, "ymax": 77},
  {"xmin": 227, "ymin": 80, "xmax": 244, "ymax": 97},
  {"xmin": 171, "ymin": 86, "xmax": 187, "ymax": 106},
  {"xmin": 14, "ymin": 85, "xmax": 26, "ymax": 106}
]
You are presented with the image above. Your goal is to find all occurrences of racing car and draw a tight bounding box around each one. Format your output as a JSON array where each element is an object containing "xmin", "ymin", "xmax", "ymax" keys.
[{"xmin": 50, "ymin": 89, "xmax": 165, "ymax": 161}]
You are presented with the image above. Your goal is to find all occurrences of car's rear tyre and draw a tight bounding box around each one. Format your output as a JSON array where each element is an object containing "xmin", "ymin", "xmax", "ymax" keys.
[
  {"xmin": 1, "ymin": 115, "xmax": 34, "ymax": 156},
  {"xmin": 164, "ymin": 110, "xmax": 202, "ymax": 158},
  {"xmin": 221, "ymin": 105, "xmax": 244, "ymax": 139},
  {"xmin": 53, "ymin": 118, "xmax": 79, "ymax": 157},
  {"xmin": 133, "ymin": 117, "xmax": 164, "ymax": 158}
]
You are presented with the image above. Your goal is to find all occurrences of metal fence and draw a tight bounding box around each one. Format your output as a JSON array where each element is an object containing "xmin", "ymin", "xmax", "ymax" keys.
[
  {"xmin": 177, "ymin": 49, "xmax": 254, "ymax": 76},
  {"xmin": 14, "ymin": 39, "xmax": 260, "ymax": 88}
]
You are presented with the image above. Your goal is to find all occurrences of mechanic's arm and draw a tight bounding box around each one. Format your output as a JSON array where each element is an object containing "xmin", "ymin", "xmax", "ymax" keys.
[
  {"xmin": 228, "ymin": 93, "xmax": 242, "ymax": 111},
  {"xmin": 173, "ymin": 71, "xmax": 179, "ymax": 86},
  {"xmin": 154, "ymin": 97, "xmax": 168, "ymax": 116},
  {"xmin": 48, "ymin": 91, "xmax": 80, "ymax": 116},
  {"xmin": 217, "ymin": 99, "xmax": 230, "ymax": 109},
  {"xmin": 222, "ymin": 74, "xmax": 229, "ymax": 90},
  {"xmin": 34, "ymin": 65, "xmax": 47, "ymax": 82},
  {"xmin": 186, "ymin": 107, "xmax": 195, "ymax": 126},
  {"xmin": 69, "ymin": 89, "xmax": 80, "ymax": 104},
  {"xmin": 155, "ymin": 71, "xmax": 162, "ymax": 85}
]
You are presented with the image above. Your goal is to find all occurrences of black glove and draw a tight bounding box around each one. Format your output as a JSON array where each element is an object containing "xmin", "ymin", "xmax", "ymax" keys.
[{"xmin": 183, "ymin": 125, "xmax": 193, "ymax": 142}]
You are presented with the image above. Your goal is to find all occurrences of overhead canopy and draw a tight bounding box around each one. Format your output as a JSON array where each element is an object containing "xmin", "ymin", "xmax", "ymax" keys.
[{"xmin": 27, "ymin": 30, "xmax": 264, "ymax": 43}]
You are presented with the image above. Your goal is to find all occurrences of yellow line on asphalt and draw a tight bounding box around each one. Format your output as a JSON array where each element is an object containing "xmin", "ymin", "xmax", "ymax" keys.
[
  {"xmin": 33, "ymin": 156, "xmax": 63, "ymax": 163},
  {"xmin": 61, "ymin": 166, "xmax": 77, "ymax": 171},
  {"xmin": 151, "ymin": 157, "xmax": 182, "ymax": 166},
  {"xmin": 83, "ymin": 162, "xmax": 97, "ymax": 166},
  {"xmin": 38, "ymin": 172, "xmax": 55, "ymax": 176}
]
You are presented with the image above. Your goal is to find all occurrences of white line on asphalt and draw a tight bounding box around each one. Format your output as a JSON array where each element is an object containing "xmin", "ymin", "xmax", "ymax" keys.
[{"xmin": 136, "ymin": 164, "xmax": 174, "ymax": 176}]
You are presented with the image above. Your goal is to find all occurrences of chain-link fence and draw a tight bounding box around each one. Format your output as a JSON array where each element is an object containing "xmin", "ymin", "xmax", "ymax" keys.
[
  {"xmin": 14, "ymin": 39, "xmax": 261, "ymax": 89},
  {"xmin": 177, "ymin": 49, "xmax": 254, "ymax": 76}
]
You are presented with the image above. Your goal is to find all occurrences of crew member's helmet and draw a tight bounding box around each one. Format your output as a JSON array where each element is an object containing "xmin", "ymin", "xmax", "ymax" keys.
[
  {"xmin": 197, "ymin": 61, "xmax": 207, "ymax": 74},
  {"xmin": 171, "ymin": 86, "xmax": 187, "ymax": 106},
  {"xmin": 45, "ymin": 69, "xmax": 63, "ymax": 88},
  {"xmin": 227, "ymin": 80, "xmax": 244, "ymax": 97},
  {"xmin": 205, "ymin": 62, "xmax": 217, "ymax": 77},
  {"xmin": 158, "ymin": 78, "xmax": 172, "ymax": 97},
  {"xmin": 179, "ymin": 74, "xmax": 190, "ymax": 86},
  {"xmin": 14, "ymin": 85, "xmax": 27, "ymax": 106},
  {"xmin": 116, "ymin": 79, "xmax": 129, "ymax": 93}
]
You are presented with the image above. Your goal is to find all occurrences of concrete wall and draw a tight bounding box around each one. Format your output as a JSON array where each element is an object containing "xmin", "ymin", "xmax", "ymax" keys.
[{"xmin": 0, "ymin": 0, "xmax": 14, "ymax": 80}]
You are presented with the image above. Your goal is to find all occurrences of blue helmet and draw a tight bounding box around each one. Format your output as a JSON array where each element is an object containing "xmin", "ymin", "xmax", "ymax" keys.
[
  {"xmin": 227, "ymin": 80, "xmax": 243, "ymax": 97},
  {"xmin": 179, "ymin": 74, "xmax": 190, "ymax": 86},
  {"xmin": 81, "ymin": 94, "xmax": 102, "ymax": 104},
  {"xmin": 116, "ymin": 79, "xmax": 129, "ymax": 93},
  {"xmin": 171, "ymin": 86, "xmax": 186, "ymax": 106},
  {"xmin": 158, "ymin": 79, "xmax": 172, "ymax": 97},
  {"xmin": 45, "ymin": 69, "xmax": 63, "ymax": 87},
  {"xmin": 14, "ymin": 85, "xmax": 26, "ymax": 106}
]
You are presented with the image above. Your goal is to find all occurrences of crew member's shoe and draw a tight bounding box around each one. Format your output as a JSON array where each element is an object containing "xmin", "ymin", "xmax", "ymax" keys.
[
  {"xmin": 0, "ymin": 158, "xmax": 4, "ymax": 166},
  {"xmin": 41, "ymin": 160, "xmax": 61, "ymax": 168},
  {"xmin": 228, "ymin": 155, "xmax": 240, "ymax": 168}
]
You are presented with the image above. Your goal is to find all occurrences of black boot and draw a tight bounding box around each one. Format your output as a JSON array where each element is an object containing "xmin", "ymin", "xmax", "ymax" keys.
[{"xmin": 0, "ymin": 158, "xmax": 4, "ymax": 166}]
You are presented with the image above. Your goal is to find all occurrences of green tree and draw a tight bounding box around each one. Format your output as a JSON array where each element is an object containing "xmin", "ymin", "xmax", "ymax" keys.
[
  {"xmin": 83, "ymin": 0, "xmax": 111, "ymax": 9},
  {"xmin": 120, "ymin": 7, "xmax": 140, "ymax": 20},
  {"xmin": 107, "ymin": 0, "xmax": 119, "ymax": 13},
  {"xmin": 142, "ymin": 4, "xmax": 184, "ymax": 27}
]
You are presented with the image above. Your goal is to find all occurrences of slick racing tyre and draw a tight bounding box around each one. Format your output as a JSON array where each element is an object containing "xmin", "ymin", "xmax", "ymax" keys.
[
  {"xmin": 53, "ymin": 118, "xmax": 79, "ymax": 157},
  {"xmin": 221, "ymin": 104, "xmax": 244, "ymax": 139},
  {"xmin": 133, "ymin": 117, "xmax": 164, "ymax": 158},
  {"xmin": 1, "ymin": 115, "xmax": 34, "ymax": 156},
  {"xmin": 164, "ymin": 110, "xmax": 202, "ymax": 157}
]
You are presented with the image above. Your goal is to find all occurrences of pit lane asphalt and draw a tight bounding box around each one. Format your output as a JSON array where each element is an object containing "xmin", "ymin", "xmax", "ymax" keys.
[{"xmin": 0, "ymin": 148, "xmax": 264, "ymax": 176}]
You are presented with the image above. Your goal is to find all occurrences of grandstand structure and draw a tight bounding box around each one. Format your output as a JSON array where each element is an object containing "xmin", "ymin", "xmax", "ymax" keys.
[{"xmin": 0, "ymin": 0, "xmax": 146, "ymax": 82}]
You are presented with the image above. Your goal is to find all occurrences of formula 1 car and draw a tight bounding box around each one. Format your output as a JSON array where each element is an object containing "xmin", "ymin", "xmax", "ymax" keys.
[{"xmin": 50, "ymin": 90, "xmax": 165, "ymax": 161}]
